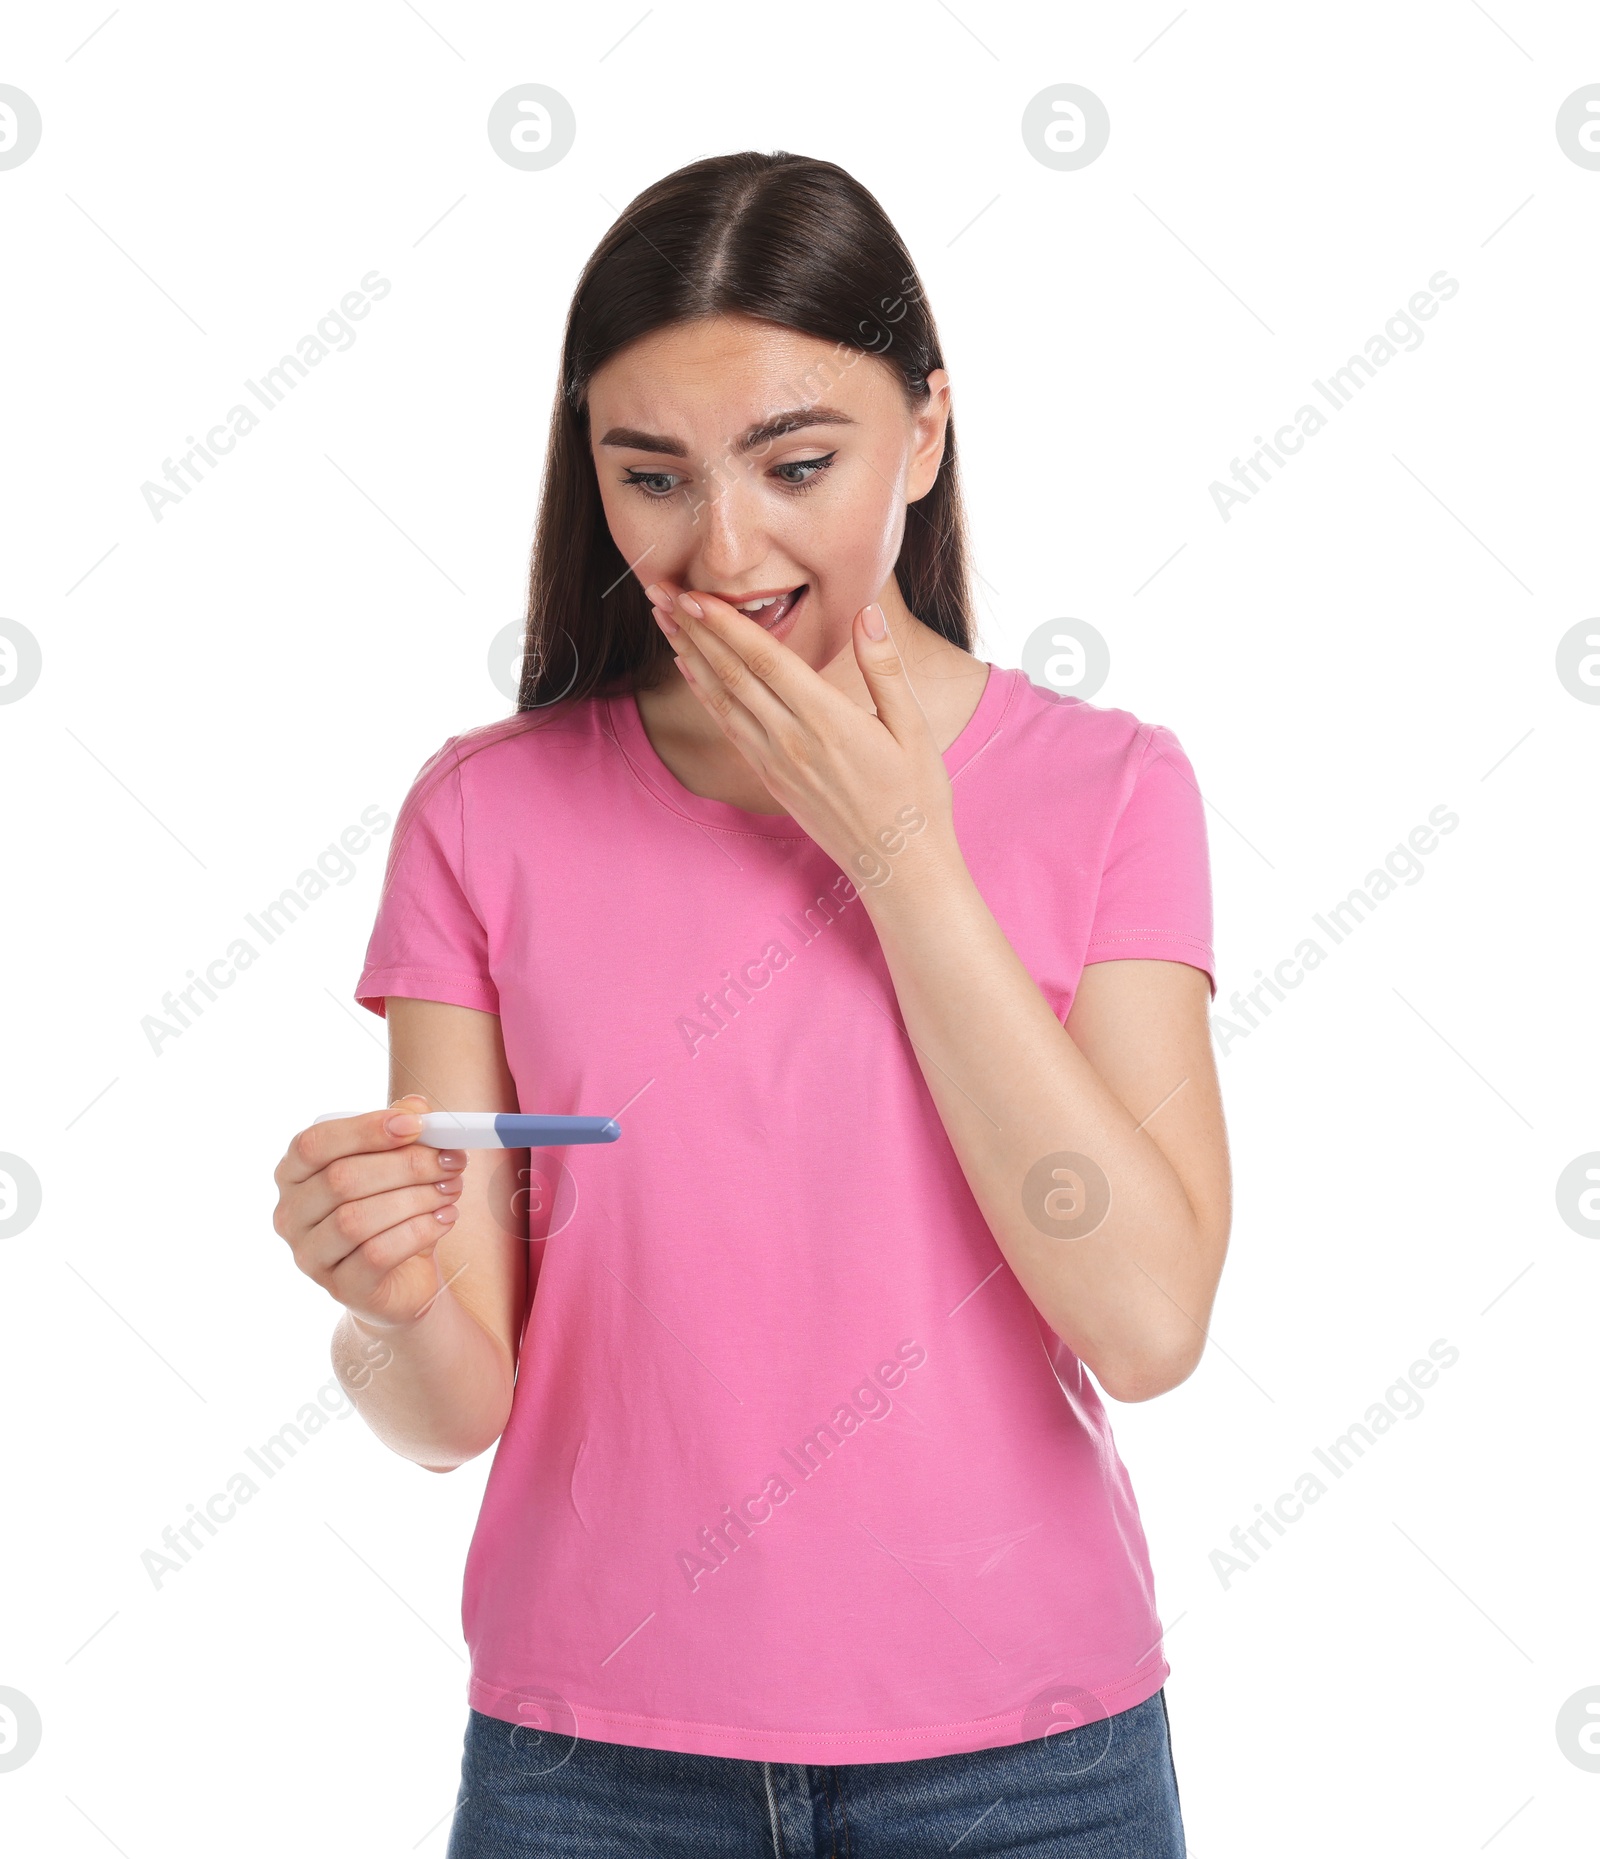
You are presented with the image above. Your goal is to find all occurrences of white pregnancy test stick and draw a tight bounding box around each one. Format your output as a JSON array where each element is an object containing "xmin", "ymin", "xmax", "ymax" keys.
[{"xmin": 314, "ymin": 1111, "xmax": 621, "ymax": 1147}]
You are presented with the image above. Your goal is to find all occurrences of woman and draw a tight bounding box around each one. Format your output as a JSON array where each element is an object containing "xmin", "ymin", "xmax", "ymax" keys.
[{"xmin": 274, "ymin": 149, "xmax": 1229, "ymax": 1856}]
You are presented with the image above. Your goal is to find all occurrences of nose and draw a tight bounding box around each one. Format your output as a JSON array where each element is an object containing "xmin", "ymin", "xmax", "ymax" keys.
[{"xmin": 688, "ymin": 455, "xmax": 769, "ymax": 588}]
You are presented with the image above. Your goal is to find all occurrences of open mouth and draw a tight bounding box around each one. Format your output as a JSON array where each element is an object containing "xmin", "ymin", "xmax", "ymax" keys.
[{"xmin": 733, "ymin": 585, "xmax": 807, "ymax": 630}]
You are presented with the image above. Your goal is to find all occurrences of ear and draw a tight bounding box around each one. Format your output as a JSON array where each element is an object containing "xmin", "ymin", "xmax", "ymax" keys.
[{"xmin": 905, "ymin": 367, "xmax": 951, "ymax": 505}]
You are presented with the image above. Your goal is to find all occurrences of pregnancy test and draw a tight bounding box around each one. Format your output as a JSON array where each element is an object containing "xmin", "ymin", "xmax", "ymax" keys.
[{"xmin": 314, "ymin": 1112, "xmax": 621, "ymax": 1147}]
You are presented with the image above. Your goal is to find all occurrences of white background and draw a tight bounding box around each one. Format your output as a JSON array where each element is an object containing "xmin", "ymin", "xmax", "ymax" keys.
[{"xmin": 3, "ymin": 2, "xmax": 1597, "ymax": 1852}]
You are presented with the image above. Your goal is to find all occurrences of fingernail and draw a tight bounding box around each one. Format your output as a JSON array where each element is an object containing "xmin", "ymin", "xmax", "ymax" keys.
[
  {"xmin": 437, "ymin": 1177, "xmax": 463, "ymax": 1197},
  {"xmin": 434, "ymin": 1205, "xmax": 459, "ymax": 1224},
  {"xmin": 437, "ymin": 1151, "xmax": 466, "ymax": 1170},
  {"xmin": 677, "ymin": 593, "xmax": 703, "ymax": 618},
  {"xmin": 644, "ymin": 583, "xmax": 665, "ymax": 604},
  {"xmin": 653, "ymin": 606, "xmax": 680, "ymax": 636},
  {"xmin": 863, "ymin": 603, "xmax": 887, "ymax": 639},
  {"xmin": 386, "ymin": 1114, "xmax": 422, "ymax": 1136}
]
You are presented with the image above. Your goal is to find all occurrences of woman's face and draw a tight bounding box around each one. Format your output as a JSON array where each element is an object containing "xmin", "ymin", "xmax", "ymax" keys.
[{"xmin": 585, "ymin": 313, "xmax": 949, "ymax": 672}]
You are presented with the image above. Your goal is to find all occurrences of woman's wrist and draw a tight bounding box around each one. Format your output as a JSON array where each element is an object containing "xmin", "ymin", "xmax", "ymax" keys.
[{"xmin": 854, "ymin": 825, "xmax": 970, "ymax": 923}]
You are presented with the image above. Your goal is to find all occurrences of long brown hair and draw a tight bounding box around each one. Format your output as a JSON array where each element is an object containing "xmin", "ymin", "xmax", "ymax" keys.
[{"xmin": 518, "ymin": 148, "xmax": 975, "ymax": 713}]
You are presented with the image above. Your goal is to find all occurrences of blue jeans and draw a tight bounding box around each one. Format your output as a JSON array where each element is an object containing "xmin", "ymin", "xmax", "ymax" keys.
[{"xmin": 444, "ymin": 1689, "xmax": 1185, "ymax": 1856}]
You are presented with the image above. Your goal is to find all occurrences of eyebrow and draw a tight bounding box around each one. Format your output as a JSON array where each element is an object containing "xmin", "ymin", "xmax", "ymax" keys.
[{"xmin": 597, "ymin": 405, "xmax": 858, "ymax": 459}]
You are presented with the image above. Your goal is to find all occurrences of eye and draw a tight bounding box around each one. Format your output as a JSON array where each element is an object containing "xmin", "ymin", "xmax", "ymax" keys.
[
  {"xmin": 771, "ymin": 451, "xmax": 836, "ymax": 494},
  {"xmin": 621, "ymin": 469, "xmax": 682, "ymax": 500}
]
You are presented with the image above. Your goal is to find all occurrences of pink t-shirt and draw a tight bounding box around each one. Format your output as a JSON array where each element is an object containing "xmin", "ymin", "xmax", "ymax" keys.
[{"xmin": 354, "ymin": 661, "xmax": 1216, "ymax": 1765}]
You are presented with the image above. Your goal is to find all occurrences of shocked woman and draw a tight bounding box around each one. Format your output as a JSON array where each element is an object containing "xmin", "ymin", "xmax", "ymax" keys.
[{"xmin": 273, "ymin": 148, "xmax": 1230, "ymax": 1857}]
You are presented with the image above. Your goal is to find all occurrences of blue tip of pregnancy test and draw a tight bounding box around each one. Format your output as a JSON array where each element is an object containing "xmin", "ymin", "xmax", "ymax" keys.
[{"xmin": 493, "ymin": 1113, "xmax": 621, "ymax": 1146}]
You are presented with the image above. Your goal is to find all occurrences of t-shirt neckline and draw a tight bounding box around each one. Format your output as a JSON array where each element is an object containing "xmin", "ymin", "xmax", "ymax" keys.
[{"xmin": 604, "ymin": 659, "xmax": 1014, "ymax": 837}]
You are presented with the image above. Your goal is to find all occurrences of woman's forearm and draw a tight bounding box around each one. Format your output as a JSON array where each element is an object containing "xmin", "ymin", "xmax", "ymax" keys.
[
  {"xmin": 861, "ymin": 838, "xmax": 1213, "ymax": 1402},
  {"xmin": 332, "ymin": 1287, "xmax": 516, "ymax": 1472}
]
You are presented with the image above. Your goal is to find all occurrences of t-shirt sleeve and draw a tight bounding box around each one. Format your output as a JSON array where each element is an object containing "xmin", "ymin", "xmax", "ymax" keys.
[
  {"xmin": 1082, "ymin": 722, "xmax": 1216, "ymax": 999},
  {"xmin": 354, "ymin": 735, "xmax": 499, "ymax": 1020}
]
